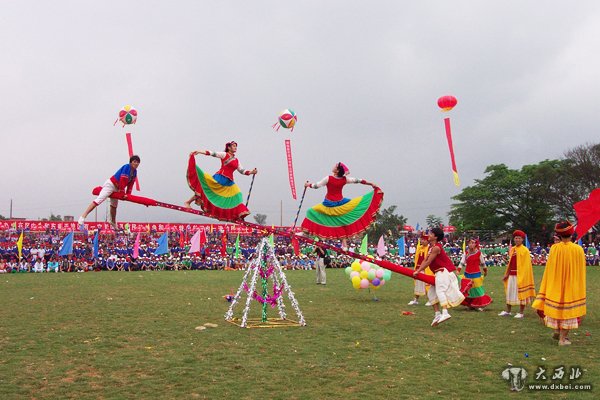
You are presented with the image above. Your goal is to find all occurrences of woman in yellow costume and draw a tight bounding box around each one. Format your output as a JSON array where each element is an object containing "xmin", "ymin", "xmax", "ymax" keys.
[
  {"xmin": 498, "ymin": 230, "xmax": 536, "ymax": 319},
  {"xmin": 408, "ymin": 232, "xmax": 434, "ymax": 306},
  {"xmin": 532, "ymin": 221, "xmax": 586, "ymax": 346}
]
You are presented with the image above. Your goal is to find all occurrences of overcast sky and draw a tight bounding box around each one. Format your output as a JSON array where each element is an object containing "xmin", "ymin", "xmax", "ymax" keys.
[{"xmin": 2, "ymin": 1, "xmax": 599, "ymax": 227}]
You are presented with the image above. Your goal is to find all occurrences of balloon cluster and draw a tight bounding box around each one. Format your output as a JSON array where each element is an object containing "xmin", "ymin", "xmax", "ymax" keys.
[{"xmin": 345, "ymin": 259, "xmax": 392, "ymax": 290}]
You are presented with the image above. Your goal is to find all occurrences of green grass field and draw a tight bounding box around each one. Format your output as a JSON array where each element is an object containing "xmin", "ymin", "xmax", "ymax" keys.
[{"xmin": 0, "ymin": 266, "xmax": 597, "ymax": 399}]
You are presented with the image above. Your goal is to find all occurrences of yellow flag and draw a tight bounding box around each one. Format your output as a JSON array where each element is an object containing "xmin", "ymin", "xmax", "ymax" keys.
[
  {"xmin": 17, "ymin": 232, "xmax": 24, "ymax": 260},
  {"xmin": 462, "ymin": 237, "xmax": 466, "ymax": 254}
]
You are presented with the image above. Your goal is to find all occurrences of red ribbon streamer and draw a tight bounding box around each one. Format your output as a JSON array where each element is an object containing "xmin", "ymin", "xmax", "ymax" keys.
[
  {"xmin": 125, "ymin": 132, "xmax": 140, "ymax": 191},
  {"xmin": 444, "ymin": 118, "xmax": 460, "ymax": 187},
  {"xmin": 284, "ymin": 139, "xmax": 297, "ymax": 199}
]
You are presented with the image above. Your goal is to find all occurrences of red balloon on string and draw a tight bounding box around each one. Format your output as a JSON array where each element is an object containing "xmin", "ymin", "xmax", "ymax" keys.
[{"xmin": 437, "ymin": 96, "xmax": 458, "ymax": 112}]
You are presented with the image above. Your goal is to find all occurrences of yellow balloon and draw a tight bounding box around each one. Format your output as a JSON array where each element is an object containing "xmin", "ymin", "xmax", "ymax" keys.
[
  {"xmin": 352, "ymin": 281, "xmax": 361, "ymax": 289},
  {"xmin": 360, "ymin": 270, "xmax": 368, "ymax": 279},
  {"xmin": 351, "ymin": 260, "xmax": 362, "ymax": 272},
  {"xmin": 351, "ymin": 276, "xmax": 361, "ymax": 285}
]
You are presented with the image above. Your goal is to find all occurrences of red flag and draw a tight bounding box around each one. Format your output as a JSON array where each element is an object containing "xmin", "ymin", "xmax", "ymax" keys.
[
  {"xmin": 574, "ymin": 188, "xmax": 600, "ymax": 239},
  {"xmin": 179, "ymin": 231, "xmax": 185, "ymax": 248},
  {"xmin": 200, "ymin": 228, "xmax": 207, "ymax": 246},
  {"xmin": 291, "ymin": 236, "xmax": 300, "ymax": 256},
  {"xmin": 221, "ymin": 232, "xmax": 228, "ymax": 256}
]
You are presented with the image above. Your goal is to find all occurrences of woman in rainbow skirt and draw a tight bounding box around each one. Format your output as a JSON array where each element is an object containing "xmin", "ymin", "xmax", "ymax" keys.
[
  {"xmin": 185, "ymin": 141, "xmax": 257, "ymax": 221},
  {"xmin": 301, "ymin": 162, "xmax": 383, "ymax": 241},
  {"xmin": 458, "ymin": 238, "xmax": 493, "ymax": 310}
]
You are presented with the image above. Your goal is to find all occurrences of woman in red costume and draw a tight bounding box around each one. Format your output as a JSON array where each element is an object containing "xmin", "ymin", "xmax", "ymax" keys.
[
  {"xmin": 185, "ymin": 141, "xmax": 257, "ymax": 221},
  {"xmin": 413, "ymin": 227, "xmax": 465, "ymax": 327},
  {"xmin": 458, "ymin": 238, "xmax": 492, "ymax": 310},
  {"xmin": 300, "ymin": 162, "xmax": 383, "ymax": 241}
]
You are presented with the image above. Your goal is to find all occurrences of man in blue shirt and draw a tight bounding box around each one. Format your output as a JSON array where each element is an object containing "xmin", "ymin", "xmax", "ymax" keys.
[{"xmin": 78, "ymin": 155, "xmax": 140, "ymax": 230}]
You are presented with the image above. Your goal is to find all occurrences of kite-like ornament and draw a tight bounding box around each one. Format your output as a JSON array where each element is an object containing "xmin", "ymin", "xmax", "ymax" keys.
[
  {"xmin": 114, "ymin": 105, "xmax": 138, "ymax": 127},
  {"xmin": 574, "ymin": 188, "xmax": 600, "ymax": 239},
  {"xmin": 273, "ymin": 108, "xmax": 299, "ymax": 199},
  {"xmin": 437, "ymin": 95, "xmax": 460, "ymax": 187},
  {"xmin": 272, "ymin": 109, "xmax": 297, "ymax": 132},
  {"xmin": 115, "ymin": 104, "xmax": 140, "ymax": 190}
]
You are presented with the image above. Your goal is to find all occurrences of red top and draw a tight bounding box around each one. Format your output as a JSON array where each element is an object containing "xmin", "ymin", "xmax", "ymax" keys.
[
  {"xmin": 508, "ymin": 253, "xmax": 517, "ymax": 275},
  {"xmin": 216, "ymin": 154, "xmax": 241, "ymax": 181},
  {"xmin": 325, "ymin": 176, "xmax": 347, "ymax": 202},
  {"xmin": 464, "ymin": 250, "xmax": 482, "ymax": 274},
  {"xmin": 428, "ymin": 243, "xmax": 456, "ymax": 273}
]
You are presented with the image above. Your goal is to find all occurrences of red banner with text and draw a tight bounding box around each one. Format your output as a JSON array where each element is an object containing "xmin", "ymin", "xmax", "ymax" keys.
[{"xmin": 284, "ymin": 139, "xmax": 297, "ymax": 199}]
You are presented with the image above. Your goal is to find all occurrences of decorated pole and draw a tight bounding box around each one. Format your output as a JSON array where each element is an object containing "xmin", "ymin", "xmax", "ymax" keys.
[
  {"xmin": 437, "ymin": 96, "xmax": 460, "ymax": 187},
  {"xmin": 116, "ymin": 105, "xmax": 140, "ymax": 191}
]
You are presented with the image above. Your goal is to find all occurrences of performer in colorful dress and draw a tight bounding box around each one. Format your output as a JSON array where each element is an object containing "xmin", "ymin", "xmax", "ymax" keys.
[
  {"xmin": 499, "ymin": 230, "xmax": 536, "ymax": 319},
  {"xmin": 301, "ymin": 162, "xmax": 383, "ymax": 240},
  {"xmin": 458, "ymin": 238, "xmax": 492, "ymax": 310},
  {"xmin": 78, "ymin": 155, "xmax": 140, "ymax": 230},
  {"xmin": 413, "ymin": 227, "xmax": 465, "ymax": 326},
  {"xmin": 186, "ymin": 141, "xmax": 257, "ymax": 221},
  {"xmin": 532, "ymin": 221, "xmax": 586, "ymax": 346},
  {"xmin": 408, "ymin": 232, "xmax": 433, "ymax": 306}
]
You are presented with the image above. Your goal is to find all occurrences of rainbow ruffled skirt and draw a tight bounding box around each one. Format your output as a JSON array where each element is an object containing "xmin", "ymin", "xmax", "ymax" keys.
[
  {"xmin": 301, "ymin": 188, "xmax": 383, "ymax": 239},
  {"xmin": 187, "ymin": 155, "xmax": 250, "ymax": 221}
]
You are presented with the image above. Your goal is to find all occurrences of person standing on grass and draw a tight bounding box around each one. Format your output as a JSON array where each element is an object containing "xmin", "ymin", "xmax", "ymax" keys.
[
  {"xmin": 314, "ymin": 242, "xmax": 327, "ymax": 285},
  {"xmin": 499, "ymin": 230, "xmax": 536, "ymax": 319},
  {"xmin": 413, "ymin": 227, "xmax": 465, "ymax": 326},
  {"xmin": 408, "ymin": 232, "xmax": 433, "ymax": 306},
  {"xmin": 532, "ymin": 221, "xmax": 586, "ymax": 346},
  {"xmin": 458, "ymin": 238, "xmax": 492, "ymax": 311}
]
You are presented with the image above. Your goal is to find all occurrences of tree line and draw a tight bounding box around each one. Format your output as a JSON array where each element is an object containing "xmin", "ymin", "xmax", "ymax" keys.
[{"xmin": 449, "ymin": 142, "xmax": 600, "ymax": 243}]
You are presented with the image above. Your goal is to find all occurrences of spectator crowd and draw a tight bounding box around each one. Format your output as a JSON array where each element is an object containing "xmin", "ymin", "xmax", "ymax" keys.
[{"xmin": 1, "ymin": 229, "xmax": 599, "ymax": 274}]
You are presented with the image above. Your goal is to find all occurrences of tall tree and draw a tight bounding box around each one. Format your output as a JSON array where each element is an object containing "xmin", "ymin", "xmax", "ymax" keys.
[
  {"xmin": 449, "ymin": 163, "xmax": 555, "ymax": 242},
  {"xmin": 253, "ymin": 213, "xmax": 267, "ymax": 225},
  {"xmin": 425, "ymin": 215, "xmax": 443, "ymax": 228},
  {"xmin": 366, "ymin": 205, "xmax": 407, "ymax": 243}
]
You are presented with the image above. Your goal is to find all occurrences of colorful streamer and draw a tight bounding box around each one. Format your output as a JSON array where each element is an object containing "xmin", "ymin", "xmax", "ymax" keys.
[{"xmin": 125, "ymin": 132, "xmax": 140, "ymax": 191}]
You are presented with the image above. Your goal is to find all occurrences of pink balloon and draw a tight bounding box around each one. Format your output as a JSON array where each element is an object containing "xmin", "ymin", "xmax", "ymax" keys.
[
  {"xmin": 379, "ymin": 279, "xmax": 386, "ymax": 286},
  {"xmin": 361, "ymin": 262, "xmax": 371, "ymax": 271},
  {"xmin": 375, "ymin": 269, "xmax": 384, "ymax": 278},
  {"xmin": 360, "ymin": 279, "xmax": 369, "ymax": 289},
  {"xmin": 350, "ymin": 271, "xmax": 360, "ymax": 278}
]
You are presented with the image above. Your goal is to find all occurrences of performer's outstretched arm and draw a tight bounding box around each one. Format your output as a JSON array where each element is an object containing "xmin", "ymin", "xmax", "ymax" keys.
[{"xmin": 304, "ymin": 176, "xmax": 329, "ymax": 189}]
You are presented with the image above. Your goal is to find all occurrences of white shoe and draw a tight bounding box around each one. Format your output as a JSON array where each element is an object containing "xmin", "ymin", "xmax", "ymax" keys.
[
  {"xmin": 78, "ymin": 216, "xmax": 85, "ymax": 226},
  {"xmin": 437, "ymin": 313, "xmax": 452, "ymax": 325},
  {"xmin": 498, "ymin": 311, "xmax": 512, "ymax": 317},
  {"xmin": 431, "ymin": 315, "xmax": 442, "ymax": 327},
  {"xmin": 425, "ymin": 301, "xmax": 432, "ymax": 306},
  {"xmin": 514, "ymin": 313, "xmax": 524, "ymax": 319},
  {"xmin": 408, "ymin": 300, "xmax": 418, "ymax": 305}
]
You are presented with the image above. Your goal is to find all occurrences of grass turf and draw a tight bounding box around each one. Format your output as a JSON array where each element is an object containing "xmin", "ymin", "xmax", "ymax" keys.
[{"xmin": 0, "ymin": 266, "xmax": 597, "ymax": 399}]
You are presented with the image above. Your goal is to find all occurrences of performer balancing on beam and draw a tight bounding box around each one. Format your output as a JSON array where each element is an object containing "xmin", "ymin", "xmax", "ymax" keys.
[
  {"xmin": 185, "ymin": 141, "xmax": 257, "ymax": 221},
  {"xmin": 301, "ymin": 162, "xmax": 383, "ymax": 248},
  {"xmin": 78, "ymin": 155, "xmax": 140, "ymax": 230}
]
